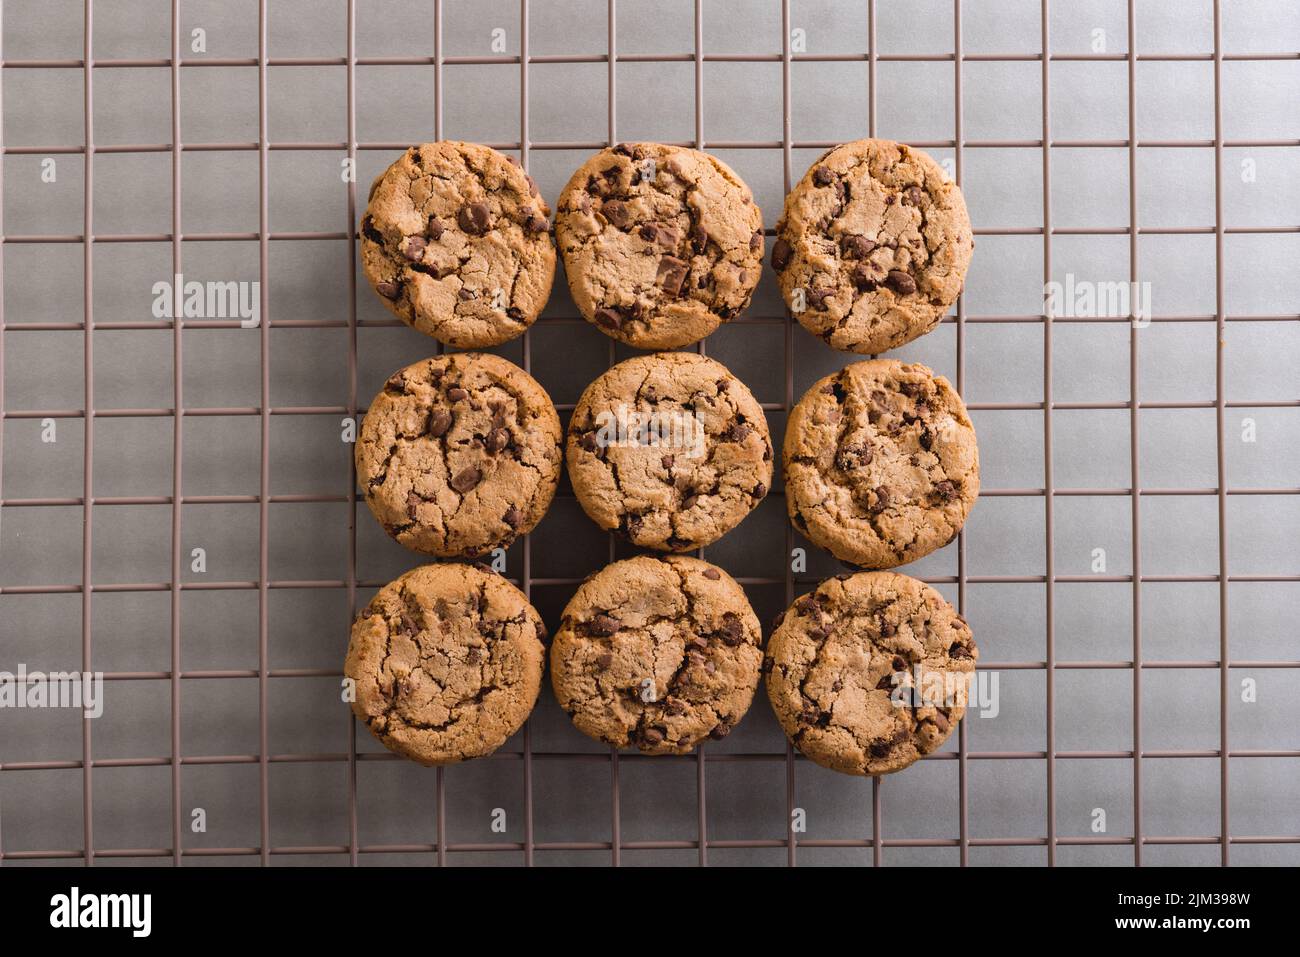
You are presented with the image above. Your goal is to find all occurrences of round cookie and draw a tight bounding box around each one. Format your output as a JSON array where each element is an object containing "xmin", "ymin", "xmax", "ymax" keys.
[
  {"xmin": 555, "ymin": 143, "xmax": 764, "ymax": 349},
  {"xmin": 551, "ymin": 555, "xmax": 763, "ymax": 754},
  {"xmin": 361, "ymin": 141, "xmax": 556, "ymax": 348},
  {"xmin": 567, "ymin": 352, "xmax": 773, "ymax": 551},
  {"xmin": 772, "ymin": 139, "xmax": 973, "ymax": 355},
  {"xmin": 346, "ymin": 563, "xmax": 547, "ymax": 766},
  {"xmin": 784, "ymin": 359, "xmax": 978, "ymax": 569},
  {"xmin": 357, "ymin": 352, "xmax": 562, "ymax": 558},
  {"xmin": 765, "ymin": 571, "xmax": 977, "ymax": 776}
]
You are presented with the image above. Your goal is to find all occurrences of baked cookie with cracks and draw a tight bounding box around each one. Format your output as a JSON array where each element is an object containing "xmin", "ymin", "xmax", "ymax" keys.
[
  {"xmin": 361, "ymin": 141, "xmax": 556, "ymax": 348},
  {"xmin": 551, "ymin": 554, "xmax": 763, "ymax": 754},
  {"xmin": 346, "ymin": 563, "xmax": 547, "ymax": 767},
  {"xmin": 357, "ymin": 352, "xmax": 562, "ymax": 559}
]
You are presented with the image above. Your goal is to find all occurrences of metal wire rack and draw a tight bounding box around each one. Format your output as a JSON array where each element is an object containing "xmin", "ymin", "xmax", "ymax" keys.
[{"xmin": 0, "ymin": 0, "xmax": 1297, "ymax": 866}]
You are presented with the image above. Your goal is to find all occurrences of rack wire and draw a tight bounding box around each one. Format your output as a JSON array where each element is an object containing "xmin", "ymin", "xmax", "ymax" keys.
[{"xmin": 1, "ymin": 0, "xmax": 1298, "ymax": 866}]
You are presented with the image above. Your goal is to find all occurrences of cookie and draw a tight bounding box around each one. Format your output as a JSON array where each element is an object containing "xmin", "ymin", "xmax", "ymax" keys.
[
  {"xmin": 555, "ymin": 143, "xmax": 764, "ymax": 349},
  {"xmin": 784, "ymin": 359, "xmax": 978, "ymax": 568},
  {"xmin": 765, "ymin": 571, "xmax": 977, "ymax": 776},
  {"xmin": 772, "ymin": 139, "xmax": 973, "ymax": 355},
  {"xmin": 357, "ymin": 352, "xmax": 562, "ymax": 558},
  {"xmin": 346, "ymin": 563, "xmax": 547, "ymax": 766},
  {"xmin": 361, "ymin": 141, "xmax": 556, "ymax": 348},
  {"xmin": 551, "ymin": 555, "xmax": 763, "ymax": 754},
  {"xmin": 566, "ymin": 352, "xmax": 773, "ymax": 551}
]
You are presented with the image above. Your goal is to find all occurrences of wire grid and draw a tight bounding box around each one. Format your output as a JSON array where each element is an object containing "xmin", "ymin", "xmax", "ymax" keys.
[{"xmin": 0, "ymin": 0, "xmax": 1297, "ymax": 866}]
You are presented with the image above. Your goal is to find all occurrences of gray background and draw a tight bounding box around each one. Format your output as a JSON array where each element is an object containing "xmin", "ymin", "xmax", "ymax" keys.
[{"xmin": 1, "ymin": 0, "xmax": 1297, "ymax": 866}]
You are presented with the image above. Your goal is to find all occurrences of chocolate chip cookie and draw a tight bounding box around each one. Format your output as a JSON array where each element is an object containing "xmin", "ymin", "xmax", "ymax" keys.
[
  {"xmin": 551, "ymin": 555, "xmax": 763, "ymax": 754},
  {"xmin": 765, "ymin": 571, "xmax": 977, "ymax": 776},
  {"xmin": 346, "ymin": 563, "xmax": 547, "ymax": 766},
  {"xmin": 772, "ymin": 139, "xmax": 973, "ymax": 354},
  {"xmin": 784, "ymin": 359, "xmax": 978, "ymax": 568},
  {"xmin": 361, "ymin": 141, "xmax": 556, "ymax": 348},
  {"xmin": 567, "ymin": 352, "xmax": 773, "ymax": 551},
  {"xmin": 555, "ymin": 143, "xmax": 764, "ymax": 349},
  {"xmin": 357, "ymin": 352, "xmax": 562, "ymax": 558}
]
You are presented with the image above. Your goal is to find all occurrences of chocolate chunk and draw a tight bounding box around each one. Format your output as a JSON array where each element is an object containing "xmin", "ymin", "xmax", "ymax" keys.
[
  {"xmin": 885, "ymin": 270, "xmax": 917, "ymax": 295},
  {"xmin": 808, "ymin": 286, "xmax": 835, "ymax": 310},
  {"xmin": 525, "ymin": 215, "xmax": 549, "ymax": 233},
  {"xmin": 880, "ymin": 619, "xmax": 897, "ymax": 638},
  {"xmin": 376, "ymin": 280, "xmax": 400, "ymax": 299},
  {"xmin": 656, "ymin": 256, "xmax": 688, "ymax": 297},
  {"xmin": 661, "ymin": 454, "xmax": 674, "ymax": 469},
  {"xmin": 841, "ymin": 234, "xmax": 876, "ymax": 260},
  {"xmin": 457, "ymin": 287, "xmax": 475, "ymax": 301},
  {"xmin": 406, "ymin": 490, "xmax": 421, "ymax": 519},
  {"xmin": 771, "ymin": 238, "xmax": 792, "ymax": 271},
  {"xmin": 876, "ymin": 674, "xmax": 895, "ymax": 691},
  {"xmin": 503, "ymin": 506, "xmax": 522, "ymax": 529},
  {"xmin": 641, "ymin": 727, "xmax": 665, "ymax": 745},
  {"xmin": 403, "ymin": 236, "xmax": 426, "ymax": 261},
  {"xmin": 689, "ymin": 223, "xmax": 708, "ymax": 254},
  {"xmin": 465, "ymin": 647, "xmax": 482, "ymax": 664},
  {"xmin": 718, "ymin": 612, "xmax": 745, "ymax": 646},
  {"xmin": 708, "ymin": 723, "xmax": 731, "ymax": 740},
  {"xmin": 525, "ymin": 174, "xmax": 540, "ymax": 197},
  {"xmin": 681, "ymin": 494, "xmax": 698, "ymax": 510},
  {"xmin": 587, "ymin": 614, "xmax": 621, "ymax": 637},
  {"xmin": 458, "ymin": 202, "xmax": 491, "ymax": 235},
  {"xmin": 578, "ymin": 430, "xmax": 599, "ymax": 451},
  {"xmin": 869, "ymin": 486, "xmax": 891, "ymax": 514},
  {"xmin": 485, "ymin": 428, "xmax": 509, "ymax": 453},
  {"xmin": 429, "ymin": 410, "xmax": 453, "ymax": 437},
  {"xmin": 447, "ymin": 387, "xmax": 468, "ymax": 402},
  {"xmin": 602, "ymin": 199, "xmax": 630, "ymax": 229},
  {"xmin": 362, "ymin": 215, "xmax": 384, "ymax": 244},
  {"xmin": 595, "ymin": 652, "xmax": 613, "ymax": 669},
  {"xmin": 702, "ymin": 567, "xmax": 721, "ymax": 580},
  {"xmin": 852, "ymin": 264, "xmax": 877, "ymax": 289},
  {"xmin": 812, "ymin": 166, "xmax": 834, "ymax": 187},
  {"xmin": 949, "ymin": 642, "xmax": 974, "ymax": 660},
  {"xmin": 930, "ymin": 712, "xmax": 951, "ymax": 733},
  {"xmin": 934, "ymin": 480, "xmax": 957, "ymax": 501},
  {"xmin": 594, "ymin": 306, "xmax": 623, "ymax": 330},
  {"xmin": 751, "ymin": 482, "xmax": 766, "ymax": 498},
  {"xmin": 427, "ymin": 217, "xmax": 444, "ymax": 239},
  {"xmin": 750, "ymin": 229, "xmax": 764, "ymax": 252},
  {"xmin": 450, "ymin": 467, "xmax": 482, "ymax": 494},
  {"xmin": 721, "ymin": 420, "xmax": 752, "ymax": 443},
  {"xmin": 905, "ymin": 185, "xmax": 925, "ymax": 205}
]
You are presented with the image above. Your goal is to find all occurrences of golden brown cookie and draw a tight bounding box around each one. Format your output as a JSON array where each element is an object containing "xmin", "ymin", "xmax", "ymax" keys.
[
  {"xmin": 555, "ymin": 143, "xmax": 764, "ymax": 349},
  {"xmin": 566, "ymin": 352, "xmax": 773, "ymax": 551},
  {"xmin": 346, "ymin": 563, "xmax": 547, "ymax": 766},
  {"xmin": 361, "ymin": 141, "xmax": 556, "ymax": 348},
  {"xmin": 765, "ymin": 571, "xmax": 977, "ymax": 776},
  {"xmin": 357, "ymin": 352, "xmax": 562, "ymax": 558},
  {"xmin": 772, "ymin": 139, "xmax": 973, "ymax": 354},
  {"xmin": 784, "ymin": 359, "xmax": 978, "ymax": 568},
  {"xmin": 551, "ymin": 555, "xmax": 763, "ymax": 754}
]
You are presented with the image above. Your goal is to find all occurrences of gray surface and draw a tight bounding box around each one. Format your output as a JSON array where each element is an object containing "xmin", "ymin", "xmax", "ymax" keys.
[{"xmin": 1, "ymin": 0, "xmax": 1298, "ymax": 866}]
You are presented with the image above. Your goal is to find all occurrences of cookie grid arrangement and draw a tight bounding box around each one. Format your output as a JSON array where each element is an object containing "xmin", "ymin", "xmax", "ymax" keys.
[{"xmin": 347, "ymin": 139, "xmax": 979, "ymax": 779}]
